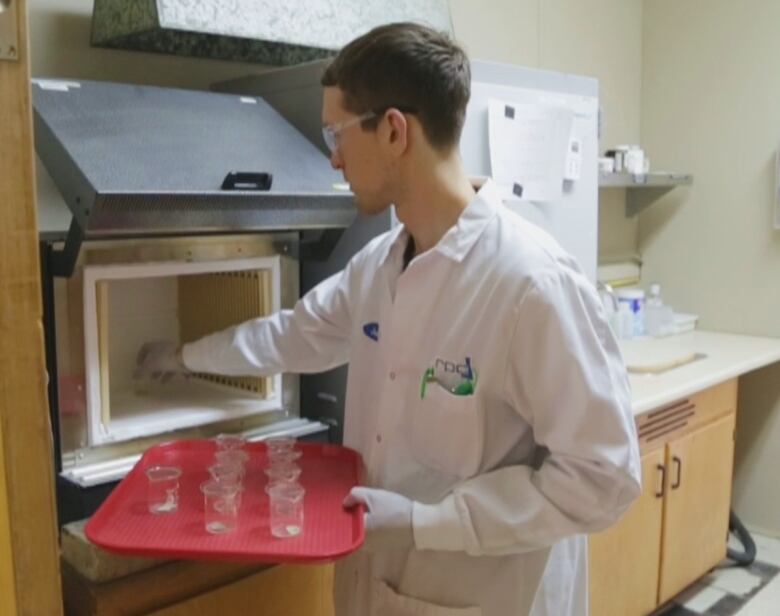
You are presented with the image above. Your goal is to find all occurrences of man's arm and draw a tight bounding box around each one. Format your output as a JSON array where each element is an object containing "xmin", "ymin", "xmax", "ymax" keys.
[
  {"xmin": 412, "ymin": 270, "xmax": 642, "ymax": 555},
  {"xmin": 182, "ymin": 260, "xmax": 359, "ymax": 377}
]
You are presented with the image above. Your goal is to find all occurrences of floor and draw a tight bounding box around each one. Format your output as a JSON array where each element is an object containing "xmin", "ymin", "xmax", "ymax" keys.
[{"xmin": 654, "ymin": 531, "xmax": 780, "ymax": 615}]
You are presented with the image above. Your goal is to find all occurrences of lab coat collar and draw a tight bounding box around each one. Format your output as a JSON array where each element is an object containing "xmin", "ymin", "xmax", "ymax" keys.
[
  {"xmin": 434, "ymin": 180, "xmax": 500, "ymax": 262},
  {"xmin": 380, "ymin": 179, "xmax": 501, "ymax": 266},
  {"xmin": 377, "ymin": 222, "xmax": 407, "ymax": 267}
]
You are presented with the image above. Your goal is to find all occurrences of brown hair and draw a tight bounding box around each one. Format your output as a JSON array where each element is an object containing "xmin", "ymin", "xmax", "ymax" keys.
[{"xmin": 321, "ymin": 22, "xmax": 471, "ymax": 152}]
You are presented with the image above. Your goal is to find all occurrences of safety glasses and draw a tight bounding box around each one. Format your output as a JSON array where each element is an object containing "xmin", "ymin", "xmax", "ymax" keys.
[
  {"xmin": 322, "ymin": 111, "xmax": 377, "ymax": 153},
  {"xmin": 321, "ymin": 107, "xmax": 418, "ymax": 153}
]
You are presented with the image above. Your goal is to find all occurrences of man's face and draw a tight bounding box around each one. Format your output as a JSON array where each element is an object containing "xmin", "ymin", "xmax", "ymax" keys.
[{"xmin": 322, "ymin": 87, "xmax": 393, "ymax": 216}]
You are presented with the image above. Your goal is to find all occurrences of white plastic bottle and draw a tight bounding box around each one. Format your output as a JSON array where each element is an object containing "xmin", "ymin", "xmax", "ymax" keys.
[
  {"xmin": 617, "ymin": 288, "xmax": 645, "ymax": 337},
  {"xmin": 645, "ymin": 283, "xmax": 664, "ymax": 336},
  {"xmin": 645, "ymin": 283, "xmax": 674, "ymax": 337},
  {"xmin": 617, "ymin": 302, "xmax": 634, "ymax": 339}
]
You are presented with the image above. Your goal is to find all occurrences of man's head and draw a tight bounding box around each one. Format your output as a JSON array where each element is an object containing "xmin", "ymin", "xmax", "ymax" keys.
[{"xmin": 321, "ymin": 22, "xmax": 471, "ymax": 214}]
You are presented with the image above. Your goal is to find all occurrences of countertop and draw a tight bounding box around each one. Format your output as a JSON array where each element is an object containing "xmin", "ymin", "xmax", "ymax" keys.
[{"xmin": 619, "ymin": 330, "xmax": 780, "ymax": 416}]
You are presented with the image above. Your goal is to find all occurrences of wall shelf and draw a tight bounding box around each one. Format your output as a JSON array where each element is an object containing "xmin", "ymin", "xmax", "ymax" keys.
[{"xmin": 599, "ymin": 172, "xmax": 693, "ymax": 216}]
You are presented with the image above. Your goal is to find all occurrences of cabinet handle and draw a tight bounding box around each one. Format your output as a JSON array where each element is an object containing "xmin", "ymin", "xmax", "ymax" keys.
[
  {"xmin": 655, "ymin": 463, "xmax": 666, "ymax": 498},
  {"xmin": 671, "ymin": 456, "xmax": 682, "ymax": 489}
]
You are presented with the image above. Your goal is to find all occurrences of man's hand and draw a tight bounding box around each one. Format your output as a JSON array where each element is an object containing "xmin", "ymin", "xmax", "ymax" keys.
[
  {"xmin": 343, "ymin": 487, "xmax": 414, "ymax": 553},
  {"xmin": 134, "ymin": 341, "xmax": 190, "ymax": 382}
]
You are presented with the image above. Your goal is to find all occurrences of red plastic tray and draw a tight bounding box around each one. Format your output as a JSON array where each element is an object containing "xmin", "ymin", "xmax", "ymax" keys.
[{"xmin": 85, "ymin": 440, "xmax": 364, "ymax": 563}]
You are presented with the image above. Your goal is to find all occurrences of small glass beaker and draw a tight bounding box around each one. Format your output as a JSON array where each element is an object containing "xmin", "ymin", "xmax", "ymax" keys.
[
  {"xmin": 201, "ymin": 480, "xmax": 241, "ymax": 534},
  {"xmin": 264, "ymin": 464, "xmax": 301, "ymax": 482},
  {"xmin": 266, "ymin": 449, "xmax": 302, "ymax": 468},
  {"xmin": 266, "ymin": 479, "xmax": 303, "ymax": 495},
  {"xmin": 214, "ymin": 433, "xmax": 246, "ymax": 451},
  {"xmin": 265, "ymin": 436, "xmax": 297, "ymax": 455},
  {"xmin": 208, "ymin": 462, "xmax": 243, "ymax": 485},
  {"xmin": 268, "ymin": 483, "xmax": 305, "ymax": 538},
  {"xmin": 215, "ymin": 449, "xmax": 250, "ymax": 467},
  {"xmin": 263, "ymin": 464, "xmax": 302, "ymax": 494},
  {"xmin": 145, "ymin": 466, "xmax": 182, "ymax": 514}
]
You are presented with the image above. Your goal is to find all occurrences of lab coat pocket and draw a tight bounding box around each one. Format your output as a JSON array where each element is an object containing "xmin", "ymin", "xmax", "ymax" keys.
[
  {"xmin": 374, "ymin": 580, "xmax": 483, "ymax": 616},
  {"xmin": 411, "ymin": 385, "xmax": 483, "ymax": 479}
]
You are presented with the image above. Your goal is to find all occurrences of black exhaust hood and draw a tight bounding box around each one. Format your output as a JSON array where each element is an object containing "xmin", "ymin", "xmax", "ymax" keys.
[{"xmin": 32, "ymin": 78, "xmax": 355, "ymax": 275}]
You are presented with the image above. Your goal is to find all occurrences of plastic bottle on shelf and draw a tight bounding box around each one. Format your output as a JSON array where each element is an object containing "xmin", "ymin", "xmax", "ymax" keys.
[
  {"xmin": 644, "ymin": 283, "xmax": 674, "ymax": 337},
  {"xmin": 617, "ymin": 302, "xmax": 634, "ymax": 339},
  {"xmin": 617, "ymin": 288, "xmax": 645, "ymax": 337}
]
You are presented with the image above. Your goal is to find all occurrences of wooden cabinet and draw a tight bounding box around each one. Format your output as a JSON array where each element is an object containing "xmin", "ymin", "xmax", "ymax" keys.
[
  {"xmin": 589, "ymin": 448, "xmax": 665, "ymax": 616},
  {"xmin": 659, "ymin": 412, "xmax": 736, "ymax": 603},
  {"xmin": 589, "ymin": 380, "xmax": 737, "ymax": 616}
]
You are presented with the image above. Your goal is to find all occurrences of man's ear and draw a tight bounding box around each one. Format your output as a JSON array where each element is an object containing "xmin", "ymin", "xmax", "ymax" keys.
[
  {"xmin": 469, "ymin": 176, "xmax": 488, "ymax": 190},
  {"xmin": 383, "ymin": 108, "xmax": 409, "ymax": 155}
]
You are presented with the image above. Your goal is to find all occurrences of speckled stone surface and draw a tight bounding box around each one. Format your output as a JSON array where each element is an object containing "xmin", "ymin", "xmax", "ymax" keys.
[
  {"xmin": 61, "ymin": 519, "xmax": 167, "ymax": 583},
  {"xmin": 91, "ymin": 0, "xmax": 452, "ymax": 65}
]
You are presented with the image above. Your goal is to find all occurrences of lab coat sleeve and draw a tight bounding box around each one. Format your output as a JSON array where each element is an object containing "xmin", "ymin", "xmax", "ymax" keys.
[
  {"xmin": 181, "ymin": 260, "xmax": 358, "ymax": 377},
  {"xmin": 413, "ymin": 270, "xmax": 642, "ymax": 556}
]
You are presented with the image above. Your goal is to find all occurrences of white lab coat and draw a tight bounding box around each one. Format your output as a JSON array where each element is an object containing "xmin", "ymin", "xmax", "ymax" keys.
[{"xmin": 184, "ymin": 180, "xmax": 642, "ymax": 616}]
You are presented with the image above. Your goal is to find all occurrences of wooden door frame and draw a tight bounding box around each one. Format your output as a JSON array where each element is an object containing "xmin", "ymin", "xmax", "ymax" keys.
[{"xmin": 0, "ymin": 0, "xmax": 63, "ymax": 613}]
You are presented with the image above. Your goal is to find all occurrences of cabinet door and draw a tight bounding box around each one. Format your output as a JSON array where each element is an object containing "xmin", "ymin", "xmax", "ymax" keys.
[
  {"xmin": 658, "ymin": 412, "xmax": 736, "ymax": 604},
  {"xmin": 588, "ymin": 447, "xmax": 665, "ymax": 616}
]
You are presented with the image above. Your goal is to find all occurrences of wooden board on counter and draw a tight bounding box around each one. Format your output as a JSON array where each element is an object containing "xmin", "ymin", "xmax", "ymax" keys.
[
  {"xmin": 150, "ymin": 564, "xmax": 334, "ymax": 616},
  {"xmin": 61, "ymin": 559, "xmax": 269, "ymax": 616},
  {"xmin": 0, "ymin": 420, "xmax": 16, "ymax": 616},
  {"xmin": 61, "ymin": 559, "xmax": 334, "ymax": 616},
  {"xmin": 0, "ymin": 0, "xmax": 63, "ymax": 613}
]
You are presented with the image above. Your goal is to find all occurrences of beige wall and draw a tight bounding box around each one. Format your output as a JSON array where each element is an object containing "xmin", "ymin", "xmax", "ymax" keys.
[
  {"xmin": 641, "ymin": 0, "xmax": 780, "ymax": 534},
  {"xmin": 449, "ymin": 0, "xmax": 539, "ymax": 67},
  {"xmin": 450, "ymin": 0, "xmax": 644, "ymax": 263}
]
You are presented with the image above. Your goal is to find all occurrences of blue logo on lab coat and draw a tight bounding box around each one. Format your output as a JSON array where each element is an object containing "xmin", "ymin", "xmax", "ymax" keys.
[{"xmin": 363, "ymin": 322, "xmax": 379, "ymax": 341}]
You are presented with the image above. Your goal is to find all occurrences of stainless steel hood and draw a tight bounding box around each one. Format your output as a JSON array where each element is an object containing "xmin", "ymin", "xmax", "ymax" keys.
[{"xmin": 32, "ymin": 78, "xmax": 355, "ymax": 275}]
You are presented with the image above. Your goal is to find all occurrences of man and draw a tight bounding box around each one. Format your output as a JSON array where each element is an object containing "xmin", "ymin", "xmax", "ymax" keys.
[{"xmin": 137, "ymin": 22, "xmax": 641, "ymax": 615}]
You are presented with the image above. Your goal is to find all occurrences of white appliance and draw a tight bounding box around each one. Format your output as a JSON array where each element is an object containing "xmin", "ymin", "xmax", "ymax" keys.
[
  {"xmin": 216, "ymin": 60, "xmax": 600, "ymax": 282},
  {"xmin": 461, "ymin": 61, "xmax": 599, "ymax": 282}
]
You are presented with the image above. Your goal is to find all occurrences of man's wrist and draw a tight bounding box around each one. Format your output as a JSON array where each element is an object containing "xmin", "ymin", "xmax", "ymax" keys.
[{"xmin": 412, "ymin": 494, "xmax": 465, "ymax": 552}]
